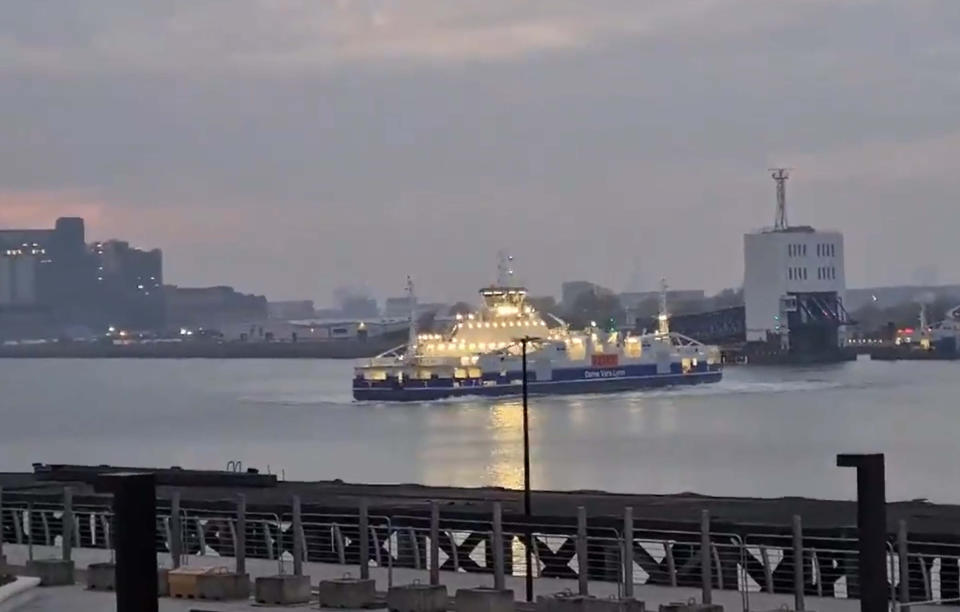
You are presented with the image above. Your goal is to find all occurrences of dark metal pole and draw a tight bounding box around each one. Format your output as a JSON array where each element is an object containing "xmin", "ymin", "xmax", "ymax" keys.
[
  {"xmin": 100, "ymin": 473, "xmax": 158, "ymax": 612},
  {"xmin": 837, "ymin": 453, "xmax": 887, "ymax": 612},
  {"xmin": 522, "ymin": 338, "xmax": 533, "ymax": 602}
]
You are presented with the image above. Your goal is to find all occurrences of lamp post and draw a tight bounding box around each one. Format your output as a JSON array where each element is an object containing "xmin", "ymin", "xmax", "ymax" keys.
[{"xmin": 516, "ymin": 335, "xmax": 540, "ymax": 602}]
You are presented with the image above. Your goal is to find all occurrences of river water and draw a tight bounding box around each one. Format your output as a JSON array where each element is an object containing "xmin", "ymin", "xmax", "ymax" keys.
[{"xmin": 2, "ymin": 358, "xmax": 957, "ymax": 502}]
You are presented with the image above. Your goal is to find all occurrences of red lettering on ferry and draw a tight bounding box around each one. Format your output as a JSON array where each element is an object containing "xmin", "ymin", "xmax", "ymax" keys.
[{"xmin": 591, "ymin": 354, "xmax": 619, "ymax": 367}]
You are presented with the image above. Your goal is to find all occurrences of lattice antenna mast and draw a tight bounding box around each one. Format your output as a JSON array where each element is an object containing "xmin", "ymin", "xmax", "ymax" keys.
[
  {"xmin": 770, "ymin": 168, "xmax": 790, "ymax": 230},
  {"xmin": 405, "ymin": 276, "xmax": 417, "ymax": 357},
  {"xmin": 496, "ymin": 251, "xmax": 515, "ymax": 286}
]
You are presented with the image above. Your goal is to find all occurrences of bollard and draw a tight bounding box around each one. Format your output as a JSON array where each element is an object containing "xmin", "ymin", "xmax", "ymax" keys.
[
  {"xmin": 292, "ymin": 495, "xmax": 303, "ymax": 576},
  {"xmin": 62, "ymin": 487, "xmax": 73, "ymax": 562},
  {"xmin": 624, "ymin": 507, "xmax": 634, "ymax": 599},
  {"xmin": 236, "ymin": 494, "xmax": 247, "ymax": 576},
  {"xmin": 793, "ymin": 515, "xmax": 805, "ymax": 612},
  {"xmin": 577, "ymin": 506, "xmax": 589, "ymax": 595},
  {"xmin": 359, "ymin": 499, "xmax": 370, "ymax": 580},
  {"xmin": 701, "ymin": 509, "xmax": 711, "ymax": 605},
  {"xmin": 898, "ymin": 520, "xmax": 909, "ymax": 612},
  {"xmin": 493, "ymin": 502, "xmax": 506, "ymax": 591},
  {"xmin": 170, "ymin": 491, "xmax": 182, "ymax": 568},
  {"xmin": 430, "ymin": 501, "xmax": 440, "ymax": 586}
]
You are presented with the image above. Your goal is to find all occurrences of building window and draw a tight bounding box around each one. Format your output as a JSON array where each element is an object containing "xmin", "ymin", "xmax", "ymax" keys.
[
  {"xmin": 788, "ymin": 268, "xmax": 793, "ymax": 280},
  {"xmin": 802, "ymin": 244, "xmax": 807, "ymax": 256}
]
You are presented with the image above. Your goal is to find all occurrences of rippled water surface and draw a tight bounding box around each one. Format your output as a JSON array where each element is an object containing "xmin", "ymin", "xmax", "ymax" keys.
[{"xmin": 2, "ymin": 358, "xmax": 958, "ymax": 501}]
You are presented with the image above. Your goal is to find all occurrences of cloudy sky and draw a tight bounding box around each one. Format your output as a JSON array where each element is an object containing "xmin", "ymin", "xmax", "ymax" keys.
[{"xmin": 1, "ymin": 0, "xmax": 957, "ymax": 304}]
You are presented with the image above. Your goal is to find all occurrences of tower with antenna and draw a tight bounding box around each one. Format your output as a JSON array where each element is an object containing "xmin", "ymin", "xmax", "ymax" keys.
[
  {"xmin": 743, "ymin": 169, "xmax": 850, "ymax": 358},
  {"xmin": 770, "ymin": 168, "xmax": 790, "ymax": 231}
]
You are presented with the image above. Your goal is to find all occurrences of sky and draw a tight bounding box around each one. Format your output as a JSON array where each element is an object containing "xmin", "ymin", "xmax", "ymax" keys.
[{"xmin": 1, "ymin": 0, "xmax": 958, "ymax": 304}]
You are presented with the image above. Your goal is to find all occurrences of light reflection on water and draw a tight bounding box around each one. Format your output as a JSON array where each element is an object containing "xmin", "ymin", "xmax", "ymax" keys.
[{"xmin": 2, "ymin": 358, "xmax": 960, "ymax": 501}]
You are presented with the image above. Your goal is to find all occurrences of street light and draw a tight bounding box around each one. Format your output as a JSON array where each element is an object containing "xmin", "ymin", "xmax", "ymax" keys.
[{"xmin": 515, "ymin": 335, "xmax": 541, "ymax": 602}]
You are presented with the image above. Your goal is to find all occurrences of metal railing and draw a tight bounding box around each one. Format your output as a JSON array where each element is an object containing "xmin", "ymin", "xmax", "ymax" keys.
[{"xmin": 8, "ymin": 487, "xmax": 960, "ymax": 609}]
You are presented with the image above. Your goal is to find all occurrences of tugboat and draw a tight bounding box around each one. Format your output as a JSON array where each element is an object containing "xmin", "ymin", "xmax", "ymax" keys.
[{"xmin": 352, "ymin": 258, "xmax": 722, "ymax": 401}]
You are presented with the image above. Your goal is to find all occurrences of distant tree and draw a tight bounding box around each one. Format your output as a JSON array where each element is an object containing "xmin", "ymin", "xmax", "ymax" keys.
[
  {"xmin": 710, "ymin": 288, "xmax": 744, "ymax": 309},
  {"xmin": 527, "ymin": 296, "xmax": 558, "ymax": 316},
  {"xmin": 564, "ymin": 291, "xmax": 625, "ymax": 330},
  {"xmin": 449, "ymin": 301, "xmax": 474, "ymax": 316},
  {"xmin": 416, "ymin": 310, "xmax": 437, "ymax": 332},
  {"xmin": 851, "ymin": 295, "xmax": 960, "ymax": 333}
]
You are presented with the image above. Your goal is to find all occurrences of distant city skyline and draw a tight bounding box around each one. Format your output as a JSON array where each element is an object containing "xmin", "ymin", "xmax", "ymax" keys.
[{"xmin": 1, "ymin": 1, "xmax": 957, "ymax": 303}]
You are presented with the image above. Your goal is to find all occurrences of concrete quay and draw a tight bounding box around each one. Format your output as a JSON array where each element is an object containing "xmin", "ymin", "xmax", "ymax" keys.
[{"xmin": 0, "ymin": 544, "xmax": 896, "ymax": 612}]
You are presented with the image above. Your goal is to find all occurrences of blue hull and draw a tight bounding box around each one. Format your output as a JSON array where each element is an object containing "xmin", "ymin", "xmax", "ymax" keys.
[{"xmin": 354, "ymin": 369, "xmax": 721, "ymax": 402}]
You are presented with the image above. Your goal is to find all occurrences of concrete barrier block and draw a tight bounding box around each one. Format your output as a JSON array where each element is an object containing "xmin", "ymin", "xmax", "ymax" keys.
[
  {"xmin": 158, "ymin": 568, "xmax": 169, "ymax": 597},
  {"xmin": 456, "ymin": 588, "xmax": 515, "ymax": 612},
  {"xmin": 387, "ymin": 583, "xmax": 448, "ymax": 612},
  {"xmin": 86, "ymin": 562, "xmax": 116, "ymax": 591},
  {"xmin": 26, "ymin": 559, "xmax": 75, "ymax": 586},
  {"xmin": 195, "ymin": 572, "xmax": 250, "ymax": 601},
  {"xmin": 659, "ymin": 604, "xmax": 722, "ymax": 612},
  {"xmin": 255, "ymin": 574, "xmax": 311, "ymax": 605},
  {"xmin": 537, "ymin": 594, "xmax": 588, "ymax": 612},
  {"xmin": 584, "ymin": 598, "xmax": 645, "ymax": 612},
  {"xmin": 318, "ymin": 577, "xmax": 377, "ymax": 608}
]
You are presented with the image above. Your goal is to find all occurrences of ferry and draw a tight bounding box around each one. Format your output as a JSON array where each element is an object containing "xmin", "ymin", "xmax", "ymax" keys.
[{"xmin": 352, "ymin": 261, "xmax": 722, "ymax": 401}]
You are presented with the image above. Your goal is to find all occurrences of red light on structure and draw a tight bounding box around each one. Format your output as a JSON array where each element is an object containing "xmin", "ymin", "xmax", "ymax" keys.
[{"xmin": 902, "ymin": 328, "xmax": 915, "ymax": 334}]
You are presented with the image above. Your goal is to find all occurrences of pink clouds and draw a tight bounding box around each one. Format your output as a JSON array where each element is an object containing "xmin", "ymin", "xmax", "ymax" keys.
[{"xmin": 0, "ymin": 189, "xmax": 107, "ymax": 229}]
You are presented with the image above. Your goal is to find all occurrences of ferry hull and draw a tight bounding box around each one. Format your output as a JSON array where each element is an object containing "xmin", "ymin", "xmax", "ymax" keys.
[{"xmin": 353, "ymin": 369, "xmax": 721, "ymax": 402}]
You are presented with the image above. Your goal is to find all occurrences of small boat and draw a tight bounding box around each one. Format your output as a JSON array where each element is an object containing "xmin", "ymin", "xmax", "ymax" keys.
[{"xmin": 353, "ymin": 258, "xmax": 722, "ymax": 401}]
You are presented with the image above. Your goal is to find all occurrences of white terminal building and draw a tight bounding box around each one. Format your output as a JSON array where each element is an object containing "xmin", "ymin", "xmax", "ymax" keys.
[{"xmin": 743, "ymin": 170, "xmax": 849, "ymax": 353}]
